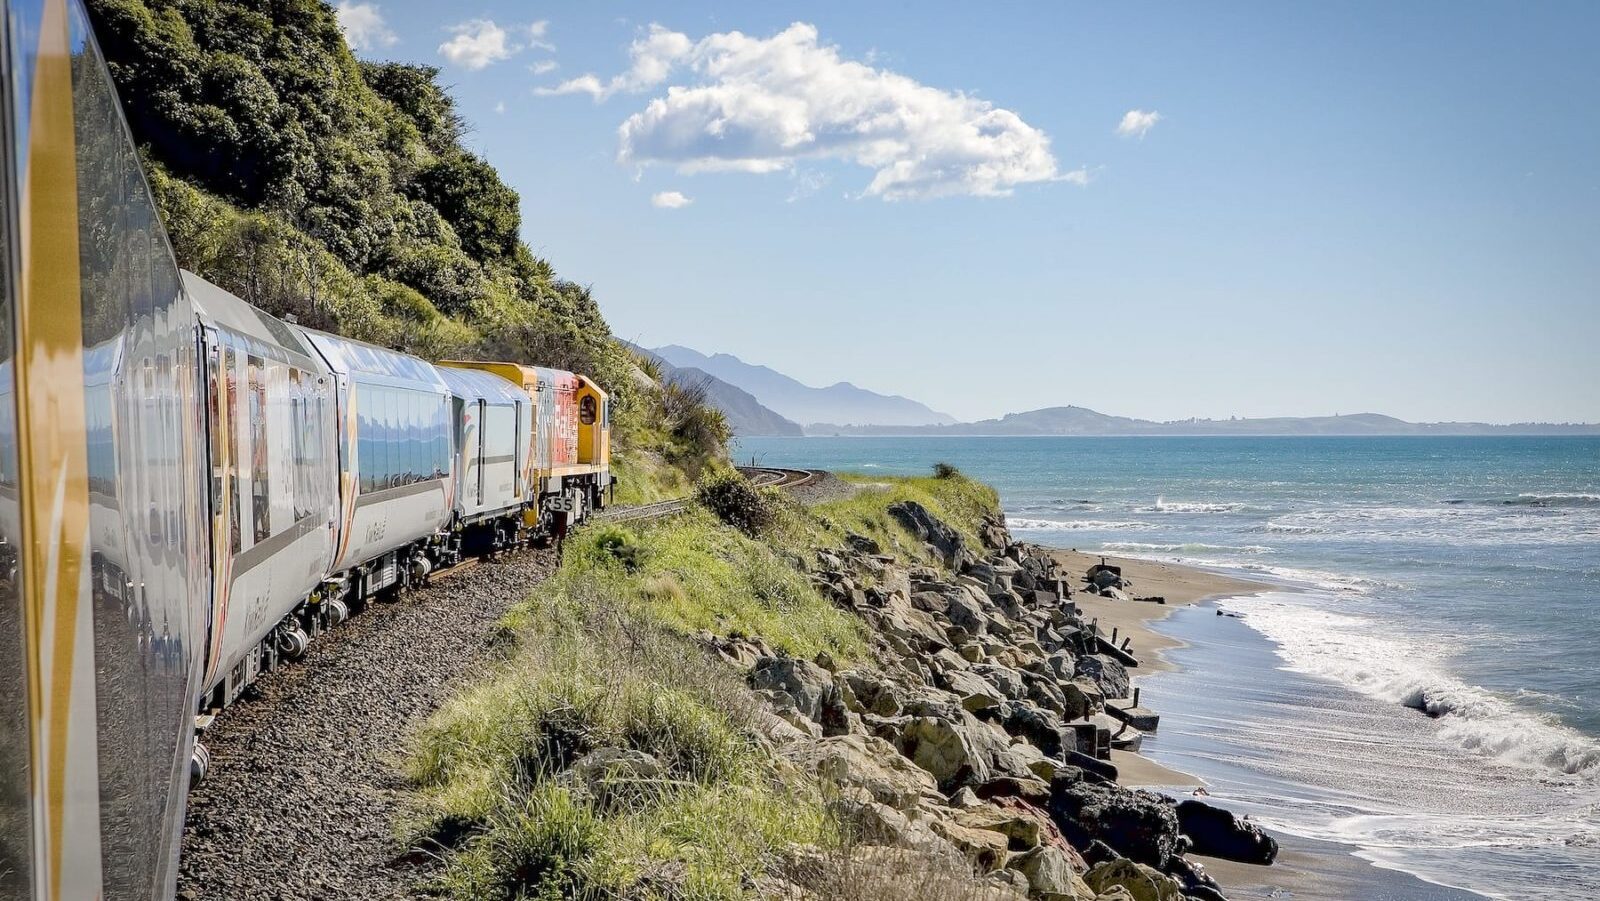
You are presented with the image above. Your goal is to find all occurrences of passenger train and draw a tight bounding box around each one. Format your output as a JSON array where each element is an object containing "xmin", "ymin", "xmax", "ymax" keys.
[{"xmin": 0, "ymin": 2, "xmax": 611, "ymax": 899}]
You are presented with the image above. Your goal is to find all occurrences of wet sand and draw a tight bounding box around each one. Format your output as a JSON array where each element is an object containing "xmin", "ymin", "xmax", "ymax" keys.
[
  {"xmin": 1045, "ymin": 549, "xmax": 1489, "ymax": 900},
  {"xmin": 1050, "ymin": 549, "xmax": 1265, "ymax": 790}
]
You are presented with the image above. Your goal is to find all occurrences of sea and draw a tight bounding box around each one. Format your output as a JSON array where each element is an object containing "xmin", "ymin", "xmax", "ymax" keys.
[{"xmin": 732, "ymin": 435, "xmax": 1600, "ymax": 900}]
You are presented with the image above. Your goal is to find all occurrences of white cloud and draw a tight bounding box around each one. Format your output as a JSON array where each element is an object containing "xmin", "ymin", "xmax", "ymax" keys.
[
  {"xmin": 1116, "ymin": 109, "xmax": 1162, "ymax": 139},
  {"xmin": 529, "ymin": 59, "xmax": 560, "ymax": 75},
  {"xmin": 562, "ymin": 22, "xmax": 1064, "ymax": 200},
  {"xmin": 526, "ymin": 21, "xmax": 555, "ymax": 52},
  {"xmin": 538, "ymin": 24, "xmax": 692, "ymax": 100},
  {"xmin": 335, "ymin": 2, "xmax": 397, "ymax": 52},
  {"xmin": 439, "ymin": 19, "xmax": 547, "ymax": 70},
  {"xmin": 650, "ymin": 190, "xmax": 693, "ymax": 209},
  {"xmin": 494, "ymin": 101, "xmax": 506, "ymax": 114}
]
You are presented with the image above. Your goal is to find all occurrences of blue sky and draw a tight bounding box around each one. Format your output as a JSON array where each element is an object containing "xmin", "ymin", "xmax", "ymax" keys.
[{"xmin": 337, "ymin": 1, "xmax": 1599, "ymax": 424}]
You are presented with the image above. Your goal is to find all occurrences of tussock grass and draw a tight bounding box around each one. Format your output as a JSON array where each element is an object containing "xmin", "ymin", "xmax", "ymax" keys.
[
  {"xmin": 403, "ymin": 470, "xmax": 1011, "ymax": 899},
  {"xmin": 610, "ymin": 450, "xmax": 692, "ymax": 507},
  {"xmin": 405, "ymin": 583, "xmax": 834, "ymax": 900},
  {"xmin": 566, "ymin": 511, "xmax": 866, "ymax": 662}
]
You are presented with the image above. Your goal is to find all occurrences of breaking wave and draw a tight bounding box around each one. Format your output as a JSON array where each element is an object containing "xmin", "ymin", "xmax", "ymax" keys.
[
  {"xmin": 1006, "ymin": 517, "xmax": 1156, "ymax": 532},
  {"xmin": 1221, "ymin": 594, "xmax": 1600, "ymax": 777},
  {"xmin": 1136, "ymin": 496, "xmax": 1266, "ymax": 514},
  {"xmin": 1098, "ymin": 541, "xmax": 1273, "ymax": 556}
]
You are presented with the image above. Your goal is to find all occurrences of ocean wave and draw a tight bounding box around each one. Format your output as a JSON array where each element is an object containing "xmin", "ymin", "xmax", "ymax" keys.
[
  {"xmin": 1134, "ymin": 496, "xmax": 1265, "ymax": 514},
  {"xmin": 1266, "ymin": 505, "xmax": 1600, "ymax": 546},
  {"xmin": 1512, "ymin": 492, "xmax": 1600, "ymax": 507},
  {"xmin": 1222, "ymin": 594, "xmax": 1600, "ymax": 777},
  {"xmin": 1007, "ymin": 517, "xmax": 1155, "ymax": 532},
  {"xmin": 1099, "ymin": 541, "xmax": 1272, "ymax": 555},
  {"xmin": 1256, "ymin": 521, "xmax": 1325, "ymax": 535}
]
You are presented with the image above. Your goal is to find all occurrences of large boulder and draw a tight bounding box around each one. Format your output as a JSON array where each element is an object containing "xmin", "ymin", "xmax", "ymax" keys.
[
  {"xmin": 1048, "ymin": 780, "xmax": 1183, "ymax": 870},
  {"xmin": 973, "ymin": 663, "xmax": 1029, "ymax": 701},
  {"xmin": 877, "ymin": 596, "xmax": 952, "ymax": 651},
  {"xmin": 837, "ymin": 670, "xmax": 903, "ymax": 717},
  {"xmin": 752, "ymin": 656, "xmax": 838, "ymax": 723},
  {"xmin": 895, "ymin": 712, "xmax": 1032, "ymax": 792},
  {"xmin": 950, "ymin": 803, "xmax": 1044, "ymax": 852},
  {"xmin": 1175, "ymin": 799, "xmax": 1278, "ymax": 865},
  {"xmin": 1075, "ymin": 655, "xmax": 1131, "ymax": 701},
  {"xmin": 940, "ymin": 668, "xmax": 1007, "ymax": 712},
  {"xmin": 929, "ymin": 817, "xmax": 1010, "ymax": 873},
  {"xmin": 1166, "ymin": 855, "xmax": 1228, "ymax": 901},
  {"xmin": 1082, "ymin": 859, "xmax": 1182, "ymax": 901},
  {"xmin": 1010, "ymin": 845, "xmax": 1095, "ymax": 900},
  {"xmin": 783, "ymin": 734, "xmax": 942, "ymax": 811},
  {"xmin": 888, "ymin": 500, "xmax": 970, "ymax": 567},
  {"xmin": 1001, "ymin": 702, "xmax": 1071, "ymax": 758}
]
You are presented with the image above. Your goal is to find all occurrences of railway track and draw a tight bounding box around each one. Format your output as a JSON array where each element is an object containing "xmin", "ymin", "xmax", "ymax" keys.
[{"xmin": 593, "ymin": 467, "xmax": 823, "ymax": 524}]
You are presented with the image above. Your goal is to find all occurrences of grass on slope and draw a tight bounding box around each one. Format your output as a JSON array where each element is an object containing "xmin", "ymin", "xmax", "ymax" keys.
[
  {"xmin": 807, "ymin": 470, "xmax": 999, "ymax": 566},
  {"xmin": 402, "ymin": 469, "xmax": 1001, "ymax": 899}
]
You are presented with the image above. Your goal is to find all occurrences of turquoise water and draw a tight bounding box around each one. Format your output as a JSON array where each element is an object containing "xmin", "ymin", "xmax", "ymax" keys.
[{"xmin": 735, "ymin": 436, "xmax": 1600, "ymax": 899}]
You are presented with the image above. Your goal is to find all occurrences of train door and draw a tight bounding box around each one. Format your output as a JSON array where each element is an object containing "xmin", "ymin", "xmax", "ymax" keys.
[{"xmin": 200, "ymin": 327, "xmax": 235, "ymax": 684}]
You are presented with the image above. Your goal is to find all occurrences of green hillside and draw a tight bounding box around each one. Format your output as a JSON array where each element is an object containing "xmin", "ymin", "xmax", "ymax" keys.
[{"xmin": 84, "ymin": 0, "xmax": 724, "ymax": 485}]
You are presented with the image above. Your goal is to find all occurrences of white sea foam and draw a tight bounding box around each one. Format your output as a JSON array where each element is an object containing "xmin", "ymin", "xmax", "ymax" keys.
[
  {"xmin": 1221, "ymin": 593, "xmax": 1600, "ymax": 777},
  {"xmin": 1007, "ymin": 517, "xmax": 1156, "ymax": 532},
  {"xmin": 1099, "ymin": 541, "xmax": 1272, "ymax": 556},
  {"xmin": 1267, "ymin": 504, "xmax": 1600, "ymax": 546},
  {"xmin": 1136, "ymin": 496, "xmax": 1264, "ymax": 514}
]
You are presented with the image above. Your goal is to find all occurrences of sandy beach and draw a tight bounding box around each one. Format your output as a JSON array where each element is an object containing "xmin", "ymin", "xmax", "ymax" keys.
[
  {"xmin": 1045, "ymin": 549, "xmax": 1491, "ymax": 900},
  {"xmin": 1047, "ymin": 550, "xmax": 1264, "ymax": 790}
]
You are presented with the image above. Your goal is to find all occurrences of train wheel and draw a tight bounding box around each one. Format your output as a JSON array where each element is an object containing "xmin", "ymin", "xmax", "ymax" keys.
[
  {"xmin": 190, "ymin": 741, "xmax": 211, "ymax": 783},
  {"xmin": 277, "ymin": 625, "xmax": 309, "ymax": 660}
]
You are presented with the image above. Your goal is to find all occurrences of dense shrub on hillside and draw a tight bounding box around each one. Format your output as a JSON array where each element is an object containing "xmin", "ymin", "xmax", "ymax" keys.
[{"xmin": 696, "ymin": 472, "xmax": 777, "ymax": 537}]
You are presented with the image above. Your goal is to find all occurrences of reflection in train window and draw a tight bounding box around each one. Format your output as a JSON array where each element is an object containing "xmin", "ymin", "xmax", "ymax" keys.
[
  {"xmin": 225, "ymin": 345, "xmax": 241, "ymax": 554},
  {"xmin": 248, "ymin": 355, "xmax": 268, "ymax": 545}
]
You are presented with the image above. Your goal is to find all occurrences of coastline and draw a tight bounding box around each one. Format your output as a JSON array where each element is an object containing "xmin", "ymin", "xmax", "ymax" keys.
[
  {"xmin": 1048, "ymin": 549, "xmax": 1264, "ymax": 789},
  {"xmin": 1046, "ymin": 548, "xmax": 1493, "ymax": 901}
]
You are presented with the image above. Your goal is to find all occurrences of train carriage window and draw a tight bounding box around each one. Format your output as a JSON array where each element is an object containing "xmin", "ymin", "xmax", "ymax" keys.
[
  {"xmin": 206, "ymin": 344, "xmax": 223, "ymax": 528},
  {"xmin": 386, "ymin": 387, "xmax": 401, "ymax": 489},
  {"xmin": 225, "ymin": 345, "xmax": 242, "ymax": 554},
  {"xmin": 290, "ymin": 370, "xmax": 306, "ymax": 521},
  {"xmin": 248, "ymin": 356, "xmax": 269, "ymax": 545},
  {"xmin": 358, "ymin": 386, "xmax": 374, "ymax": 494}
]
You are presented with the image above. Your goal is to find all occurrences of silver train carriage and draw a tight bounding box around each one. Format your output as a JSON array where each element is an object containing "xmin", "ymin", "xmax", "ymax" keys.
[
  {"xmin": 1, "ymin": 1, "xmax": 213, "ymax": 898},
  {"xmin": 436, "ymin": 364, "xmax": 533, "ymax": 558},
  {"xmin": 0, "ymin": 1, "xmax": 612, "ymax": 897},
  {"xmin": 297, "ymin": 328, "xmax": 455, "ymax": 604},
  {"xmin": 186, "ymin": 272, "xmax": 340, "ymax": 711}
]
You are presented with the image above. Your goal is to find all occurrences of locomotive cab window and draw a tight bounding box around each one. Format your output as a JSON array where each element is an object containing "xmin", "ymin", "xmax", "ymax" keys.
[{"xmin": 580, "ymin": 395, "xmax": 597, "ymax": 425}]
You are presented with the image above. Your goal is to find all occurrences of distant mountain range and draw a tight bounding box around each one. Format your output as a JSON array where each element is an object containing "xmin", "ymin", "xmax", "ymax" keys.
[
  {"xmin": 651, "ymin": 345, "xmax": 956, "ymax": 428},
  {"xmin": 631, "ymin": 344, "xmax": 1598, "ymax": 437},
  {"xmin": 810, "ymin": 407, "xmax": 1600, "ymax": 437},
  {"xmin": 626, "ymin": 344, "xmax": 803, "ymax": 437}
]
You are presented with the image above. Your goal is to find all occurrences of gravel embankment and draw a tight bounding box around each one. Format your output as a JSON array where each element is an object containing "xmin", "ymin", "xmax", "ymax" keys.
[
  {"xmin": 177, "ymin": 549, "xmax": 556, "ymax": 900},
  {"xmin": 787, "ymin": 470, "xmax": 858, "ymax": 506}
]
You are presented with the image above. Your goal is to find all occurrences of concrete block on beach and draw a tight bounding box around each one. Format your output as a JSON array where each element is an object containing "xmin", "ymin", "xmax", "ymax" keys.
[{"xmin": 1106, "ymin": 697, "xmax": 1160, "ymax": 733}]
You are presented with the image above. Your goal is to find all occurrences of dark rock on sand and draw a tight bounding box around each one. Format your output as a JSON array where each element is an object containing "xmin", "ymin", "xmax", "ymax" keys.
[
  {"xmin": 1048, "ymin": 779, "xmax": 1183, "ymax": 870},
  {"xmin": 1175, "ymin": 799, "xmax": 1278, "ymax": 865}
]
